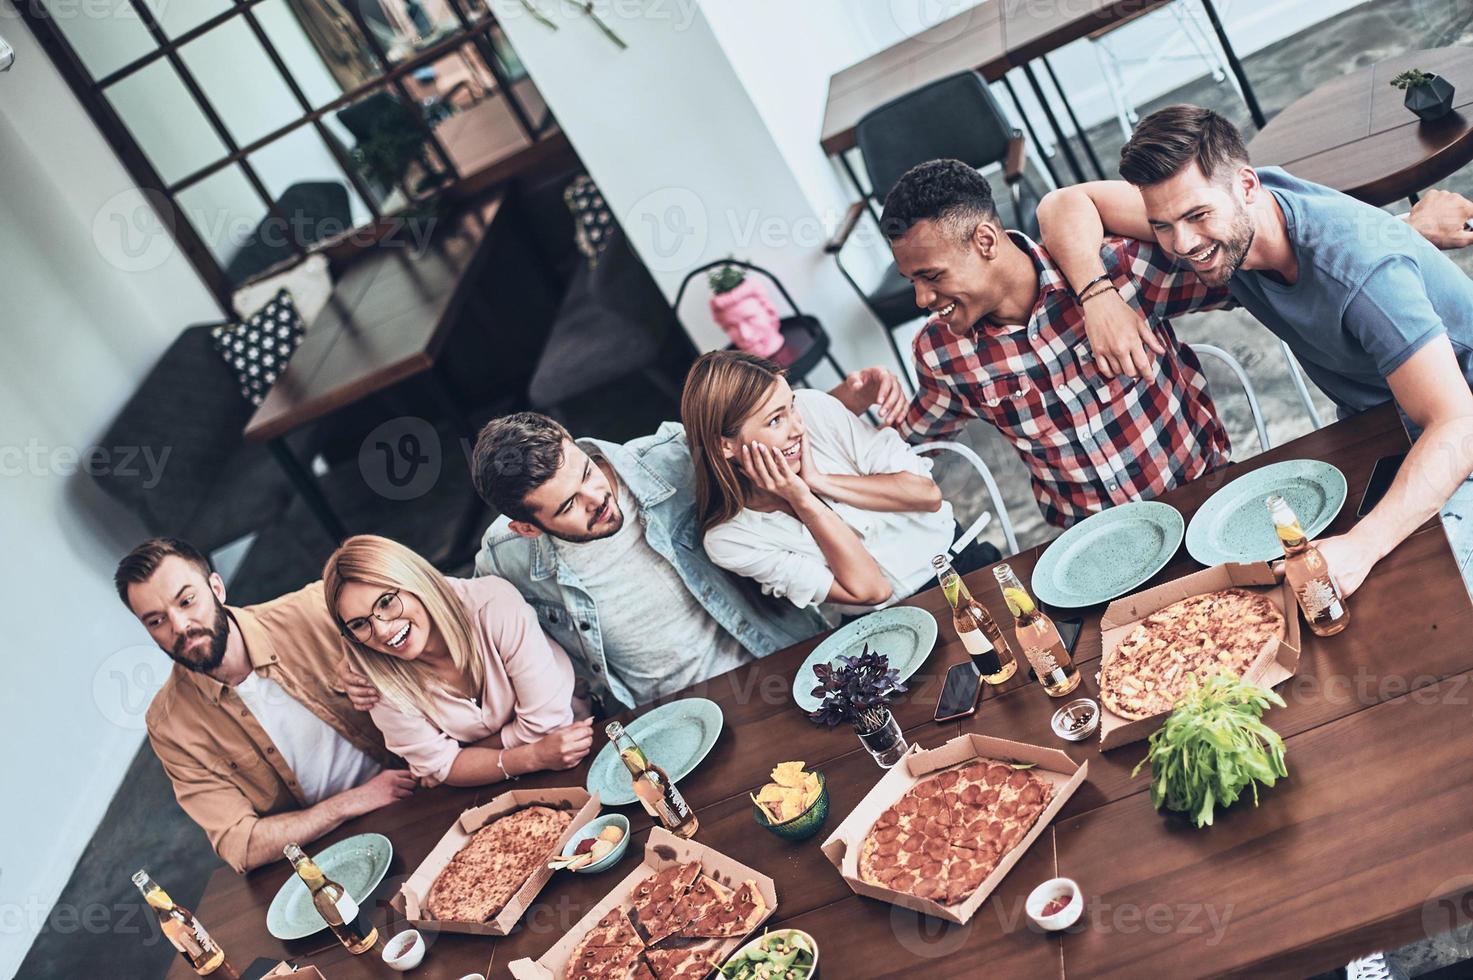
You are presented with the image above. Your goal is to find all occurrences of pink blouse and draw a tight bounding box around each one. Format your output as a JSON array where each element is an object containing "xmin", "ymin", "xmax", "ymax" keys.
[{"xmin": 369, "ymin": 576, "xmax": 575, "ymax": 785}]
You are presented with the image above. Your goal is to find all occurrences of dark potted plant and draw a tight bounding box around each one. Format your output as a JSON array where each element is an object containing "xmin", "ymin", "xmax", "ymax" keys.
[
  {"xmin": 1391, "ymin": 68, "xmax": 1456, "ymax": 122},
  {"xmin": 807, "ymin": 647, "xmax": 909, "ymax": 768}
]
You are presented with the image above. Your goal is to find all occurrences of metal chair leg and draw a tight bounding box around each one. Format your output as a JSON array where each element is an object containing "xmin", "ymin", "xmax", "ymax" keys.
[{"xmin": 881, "ymin": 323, "xmax": 916, "ymax": 395}]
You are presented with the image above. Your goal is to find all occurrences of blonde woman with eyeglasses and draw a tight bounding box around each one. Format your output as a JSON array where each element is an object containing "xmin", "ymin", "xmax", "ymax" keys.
[{"xmin": 323, "ymin": 535, "xmax": 592, "ymax": 787}]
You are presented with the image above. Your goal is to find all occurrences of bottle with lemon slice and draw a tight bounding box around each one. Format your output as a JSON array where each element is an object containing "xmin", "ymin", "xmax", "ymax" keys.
[
  {"xmin": 1266, "ymin": 494, "xmax": 1349, "ymax": 636},
  {"xmin": 993, "ymin": 564, "xmax": 1081, "ymax": 697},
  {"xmin": 933, "ymin": 555, "xmax": 1017, "ymax": 684}
]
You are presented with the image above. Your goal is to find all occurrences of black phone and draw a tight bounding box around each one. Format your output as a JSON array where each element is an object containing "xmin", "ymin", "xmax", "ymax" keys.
[
  {"xmin": 239, "ymin": 959, "xmax": 286, "ymax": 980},
  {"xmin": 935, "ymin": 660, "xmax": 983, "ymax": 722},
  {"xmin": 1358, "ymin": 452, "xmax": 1406, "ymax": 517}
]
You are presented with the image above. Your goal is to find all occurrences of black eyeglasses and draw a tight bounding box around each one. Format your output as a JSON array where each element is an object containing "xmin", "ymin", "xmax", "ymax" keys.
[{"xmin": 340, "ymin": 590, "xmax": 403, "ymax": 643}]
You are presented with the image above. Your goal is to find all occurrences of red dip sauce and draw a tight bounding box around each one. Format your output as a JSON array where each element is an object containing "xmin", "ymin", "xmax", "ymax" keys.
[
  {"xmin": 391, "ymin": 934, "xmax": 417, "ymax": 958},
  {"xmin": 1041, "ymin": 895, "xmax": 1071, "ymax": 917}
]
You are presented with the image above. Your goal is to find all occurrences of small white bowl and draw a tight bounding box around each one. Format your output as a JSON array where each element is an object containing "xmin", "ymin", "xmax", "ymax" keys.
[
  {"xmin": 1026, "ymin": 877, "xmax": 1083, "ymax": 931},
  {"xmin": 457, "ymin": 975, "xmax": 487, "ymax": 980},
  {"xmin": 382, "ymin": 928, "xmax": 426, "ymax": 971}
]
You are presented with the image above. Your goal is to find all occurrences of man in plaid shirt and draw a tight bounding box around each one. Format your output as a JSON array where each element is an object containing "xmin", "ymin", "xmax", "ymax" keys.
[{"xmin": 874, "ymin": 159, "xmax": 1230, "ymax": 528}]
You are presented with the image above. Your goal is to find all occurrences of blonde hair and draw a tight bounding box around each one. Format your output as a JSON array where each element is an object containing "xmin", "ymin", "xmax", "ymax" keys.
[
  {"xmin": 322, "ymin": 534, "xmax": 483, "ymax": 724},
  {"xmin": 680, "ymin": 350, "xmax": 785, "ymax": 534}
]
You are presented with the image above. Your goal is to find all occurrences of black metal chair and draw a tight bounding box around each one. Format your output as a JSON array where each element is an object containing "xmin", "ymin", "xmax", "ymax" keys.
[
  {"xmin": 825, "ymin": 71, "xmax": 1043, "ymax": 387},
  {"xmin": 674, "ymin": 260, "xmax": 846, "ymax": 387}
]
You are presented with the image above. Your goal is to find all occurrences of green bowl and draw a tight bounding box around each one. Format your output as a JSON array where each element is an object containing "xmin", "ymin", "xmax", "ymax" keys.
[{"xmin": 753, "ymin": 771, "xmax": 829, "ymax": 841}]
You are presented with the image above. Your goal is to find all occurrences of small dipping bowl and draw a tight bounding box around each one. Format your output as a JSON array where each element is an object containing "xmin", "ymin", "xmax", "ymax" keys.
[
  {"xmin": 1051, "ymin": 697, "xmax": 1099, "ymax": 742},
  {"xmin": 560, "ymin": 813, "xmax": 631, "ymax": 874},
  {"xmin": 457, "ymin": 975, "xmax": 487, "ymax": 980},
  {"xmin": 1026, "ymin": 877, "xmax": 1084, "ymax": 932},
  {"xmin": 382, "ymin": 928, "xmax": 426, "ymax": 971}
]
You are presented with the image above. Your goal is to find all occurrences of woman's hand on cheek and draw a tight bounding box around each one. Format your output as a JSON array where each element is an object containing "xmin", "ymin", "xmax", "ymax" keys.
[{"xmin": 743, "ymin": 442, "xmax": 812, "ymax": 507}]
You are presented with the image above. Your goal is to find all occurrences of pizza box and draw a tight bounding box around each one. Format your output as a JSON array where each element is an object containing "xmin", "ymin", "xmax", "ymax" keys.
[
  {"xmin": 506, "ymin": 826, "xmax": 779, "ymax": 980},
  {"xmin": 390, "ymin": 786, "xmax": 601, "ymax": 936},
  {"xmin": 819, "ymin": 733, "xmax": 1086, "ymax": 925},
  {"xmin": 1095, "ymin": 561, "xmax": 1302, "ymax": 751}
]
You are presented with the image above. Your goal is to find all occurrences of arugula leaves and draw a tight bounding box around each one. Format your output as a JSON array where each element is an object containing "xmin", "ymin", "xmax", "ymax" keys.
[{"xmin": 1131, "ymin": 674, "xmax": 1289, "ymax": 828}]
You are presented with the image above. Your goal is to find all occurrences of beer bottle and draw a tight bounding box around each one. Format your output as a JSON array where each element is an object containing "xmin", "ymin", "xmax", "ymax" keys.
[
  {"xmin": 992, "ymin": 564, "xmax": 1081, "ymax": 697},
  {"xmin": 1266, "ymin": 494, "xmax": 1349, "ymax": 636},
  {"xmin": 283, "ymin": 843, "xmax": 378, "ymax": 954},
  {"xmin": 606, "ymin": 721, "xmax": 699, "ymax": 838},
  {"xmin": 132, "ymin": 870, "xmax": 238, "ymax": 978},
  {"xmin": 932, "ymin": 555, "xmax": 1018, "ymax": 684}
]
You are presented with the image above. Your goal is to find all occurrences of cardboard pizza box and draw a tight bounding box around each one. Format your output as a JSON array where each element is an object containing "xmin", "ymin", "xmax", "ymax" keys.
[
  {"xmin": 819, "ymin": 733, "xmax": 1087, "ymax": 926},
  {"xmin": 390, "ymin": 786, "xmax": 601, "ymax": 936},
  {"xmin": 506, "ymin": 827, "xmax": 779, "ymax": 979},
  {"xmin": 1095, "ymin": 561, "xmax": 1302, "ymax": 751}
]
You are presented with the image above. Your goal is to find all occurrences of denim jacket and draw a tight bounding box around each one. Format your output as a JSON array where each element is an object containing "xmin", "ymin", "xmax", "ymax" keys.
[{"xmin": 474, "ymin": 423, "xmax": 827, "ymax": 709}]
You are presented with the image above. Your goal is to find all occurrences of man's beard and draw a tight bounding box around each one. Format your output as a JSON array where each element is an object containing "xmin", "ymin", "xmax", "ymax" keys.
[
  {"xmin": 545, "ymin": 493, "xmax": 624, "ymax": 544},
  {"xmin": 1190, "ymin": 205, "xmax": 1255, "ymax": 287},
  {"xmin": 169, "ymin": 597, "xmax": 231, "ymax": 674}
]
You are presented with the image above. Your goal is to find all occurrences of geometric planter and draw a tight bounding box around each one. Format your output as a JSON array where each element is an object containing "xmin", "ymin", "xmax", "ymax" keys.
[{"xmin": 1405, "ymin": 74, "xmax": 1456, "ymax": 122}]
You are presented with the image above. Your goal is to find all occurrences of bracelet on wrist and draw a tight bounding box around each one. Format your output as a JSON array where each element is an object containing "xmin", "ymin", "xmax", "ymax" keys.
[
  {"xmin": 1081, "ymin": 284, "xmax": 1118, "ymax": 304},
  {"xmin": 1073, "ymin": 272, "xmax": 1111, "ymax": 300},
  {"xmin": 496, "ymin": 749, "xmax": 517, "ymax": 781}
]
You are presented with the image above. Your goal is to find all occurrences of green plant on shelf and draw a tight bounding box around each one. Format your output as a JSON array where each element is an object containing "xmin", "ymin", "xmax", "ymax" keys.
[{"xmin": 1390, "ymin": 69, "xmax": 1436, "ymax": 90}]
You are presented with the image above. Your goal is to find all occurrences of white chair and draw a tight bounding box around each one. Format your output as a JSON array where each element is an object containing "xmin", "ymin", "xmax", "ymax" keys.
[
  {"xmin": 1279, "ymin": 340, "xmax": 1325, "ymax": 429},
  {"xmin": 1190, "ymin": 343, "xmax": 1271, "ymax": 452},
  {"xmin": 913, "ymin": 440, "xmax": 1020, "ymax": 557},
  {"xmin": 1089, "ymin": 0, "xmax": 1237, "ymax": 140}
]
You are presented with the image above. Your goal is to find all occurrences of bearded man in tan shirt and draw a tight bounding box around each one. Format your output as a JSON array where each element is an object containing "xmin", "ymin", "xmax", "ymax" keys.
[{"xmin": 117, "ymin": 538, "xmax": 416, "ymax": 873}]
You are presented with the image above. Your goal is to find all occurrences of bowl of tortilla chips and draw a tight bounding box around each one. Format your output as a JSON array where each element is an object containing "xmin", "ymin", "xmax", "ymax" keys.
[{"xmin": 751, "ymin": 761, "xmax": 828, "ymax": 841}]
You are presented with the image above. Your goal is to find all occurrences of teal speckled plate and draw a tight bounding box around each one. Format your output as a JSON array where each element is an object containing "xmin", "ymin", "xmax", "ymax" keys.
[
  {"xmin": 791, "ymin": 606, "xmax": 938, "ymax": 712},
  {"xmin": 586, "ymin": 698, "xmax": 724, "ymax": 807},
  {"xmin": 1031, "ymin": 500, "xmax": 1185, "ymax": 609},
  {"xmin": 266, "ymin": 833, "xmax": 392, "ymax": 940},
  {"xmin": 1186, "ymin": 459, "xmax": 1346, "ymax": 566}
]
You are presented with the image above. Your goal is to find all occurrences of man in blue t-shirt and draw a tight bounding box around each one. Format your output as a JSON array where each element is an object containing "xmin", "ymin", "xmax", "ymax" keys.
[{"xmin": 1036, "ymin": 104, "xmax": 1473, "ymax": 598}]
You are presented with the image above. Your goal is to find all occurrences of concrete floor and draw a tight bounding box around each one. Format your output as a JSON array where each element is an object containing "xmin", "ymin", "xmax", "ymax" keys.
[{"xmin": 20, "ymin": 1, "xmax": 1473, "ymax": 976}]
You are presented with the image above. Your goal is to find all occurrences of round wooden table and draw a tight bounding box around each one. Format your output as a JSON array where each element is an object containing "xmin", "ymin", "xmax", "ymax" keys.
[{"xmin": 1249, "ymin": 47, "xmax": 1473, "ymax": 206}]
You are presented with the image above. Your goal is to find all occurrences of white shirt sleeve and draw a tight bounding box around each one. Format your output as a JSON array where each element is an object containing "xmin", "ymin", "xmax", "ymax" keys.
[
  {"xmin": 795, "ymin": 389, "xmax": 934, "ymax": 479},
  {"xmin": 704, "ymin": 520, "xmax": 834, "ymax": 609}
]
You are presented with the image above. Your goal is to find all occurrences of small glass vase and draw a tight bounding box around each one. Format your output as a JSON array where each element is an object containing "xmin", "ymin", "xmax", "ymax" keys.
[{"xmin": 855, "ymin": 709, "xmax": 908, "ymax": 768}]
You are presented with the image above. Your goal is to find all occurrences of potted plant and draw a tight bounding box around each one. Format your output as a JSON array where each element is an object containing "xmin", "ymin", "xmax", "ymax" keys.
[
  {"xmin": 1390, "ymin": 68, "xmax": 1456, "ymax": 122},
  {"xmin": 807, "ymin": 647, "xmax": 909, "ymax": 768},
  {"xmin": 708, "ymin": 261, "xmax": 784, "ymax": 357}
]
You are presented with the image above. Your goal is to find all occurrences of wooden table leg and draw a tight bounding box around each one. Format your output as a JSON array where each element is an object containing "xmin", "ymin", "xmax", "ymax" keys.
[{"xmin": 268, "ymin": 438, "xmax": 347, "ymax": 543}]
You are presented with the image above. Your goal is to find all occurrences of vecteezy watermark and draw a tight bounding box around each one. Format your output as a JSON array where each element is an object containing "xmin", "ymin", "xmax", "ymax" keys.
[
  {"xmin": 91, "ymin": 187, "xmax": 442, "ymax": 275},
  {"xmin": 886, "ymin": 0, "xmax": 993, "ymax": 43},
  {"xmin": 0, "ymin": 895, "xmax": 166, "ymax": 943},
  {"xmin": 625, "ymin": 186, "xmax": 708, "ymax": 273},
  {"xmin": 92, "ymin": 645, "xmax": 170, "ymax": 731},
  {"xmin": 1, "ymin": 0, "xmax": 160, "ymax": 22},
  {"xmin": 0, "ymin": 439, "xmax": 170, "ymax": 487},
  {"xmin": 497, "ymin": 0, "xmax": 701, "ymax": 33},
  {"xmin": 359, "ymin": 417, "xmax": 443, "ymax": 502},
  {"xmin": 1422, "ymin": 876, "xmax": 1473, "ymax": 958}
]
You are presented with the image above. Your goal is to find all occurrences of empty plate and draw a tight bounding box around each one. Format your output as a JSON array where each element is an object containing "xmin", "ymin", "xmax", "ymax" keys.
[
  {"xmin": 586, "ymin": 698, "xmax": 724, "ymax": 807},
  {"xmin": 791, "ymin": 605, "xmax": 939, "ymax": 712},
  {"xmin": 1031, "ymin": 500, "xmax": 1185, "ymax": 608},
  {"xmin": 1186, "ymin": 459, "xmax": 1346, "ymax": 566}
]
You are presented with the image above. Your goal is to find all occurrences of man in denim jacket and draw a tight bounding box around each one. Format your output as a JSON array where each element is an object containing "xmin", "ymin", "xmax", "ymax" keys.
[{"xmin": 470, "ymin": 373, "xmax": 904, "ymax": 710}]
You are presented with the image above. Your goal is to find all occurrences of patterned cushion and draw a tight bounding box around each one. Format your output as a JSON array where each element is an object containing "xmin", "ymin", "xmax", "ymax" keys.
[
  {"xmin": 563, "ymin": 174, "xmax": 613, "ymax": 267},
  {"xmin": 209, "ymin": 289, "xmax": 306, "ymax": 405}
]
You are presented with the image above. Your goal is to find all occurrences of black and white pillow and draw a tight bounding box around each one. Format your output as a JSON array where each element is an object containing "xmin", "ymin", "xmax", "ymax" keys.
[
  {"xmin": 210, "ymin": 289, "xmax": 306, "ymax": 405},
  {"xmin": 563, "ymin": 174, "xmax": 614, "ymax": 267}
]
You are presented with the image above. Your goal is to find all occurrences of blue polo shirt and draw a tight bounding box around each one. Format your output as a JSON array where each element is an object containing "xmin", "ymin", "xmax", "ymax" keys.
[{"xmin": 1227, "ymin": 167, "xmax": 1473, "ymax": 414}]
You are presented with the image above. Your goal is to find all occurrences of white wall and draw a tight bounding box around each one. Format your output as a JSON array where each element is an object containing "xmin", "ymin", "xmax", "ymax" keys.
[{"xmin": 0, "ymin": 8, "xmax": 220, "ymax": 977}]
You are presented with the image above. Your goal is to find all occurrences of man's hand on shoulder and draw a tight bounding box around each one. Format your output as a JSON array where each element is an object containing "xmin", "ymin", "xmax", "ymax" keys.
[
  {"xmin": 337, "ymin": 659, "xmax": 381, "ymax": 712},
  {"xmin": 831, "ymin": 366, "xmax": 908, "ymax": 427},
  {"xmin": 1081, "ymin": 289, "xmax": 1165, "ymax": 379},
  {"xmin": 1407, "ymin": 188, "xmax": 1473, "ymax": 250}
]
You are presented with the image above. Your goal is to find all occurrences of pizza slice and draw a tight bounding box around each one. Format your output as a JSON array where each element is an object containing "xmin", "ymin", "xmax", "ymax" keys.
[
  {"xmin": 642, "ymin": 944, "xmax": 724, "ymax": 980},
  {"xmin": 679, "ymin": 880, "xmax": 766, "ymax": 938},
  {"xmin": 631, "ymin": 861, "xmax": 705, "ymax": 945},
  {"xmin": 565, "ymin": 936, "xmax": 643, "ymax": 980}
]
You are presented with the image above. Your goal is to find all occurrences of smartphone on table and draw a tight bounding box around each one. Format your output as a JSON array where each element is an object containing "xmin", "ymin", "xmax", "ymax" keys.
[
  {"xmin": 1358, "ymin": 452, "xmax": 1406, "ymax": 517},
  {"xmin": 934, "ymin": 660, "xmax": 983, "ymax": 723}
]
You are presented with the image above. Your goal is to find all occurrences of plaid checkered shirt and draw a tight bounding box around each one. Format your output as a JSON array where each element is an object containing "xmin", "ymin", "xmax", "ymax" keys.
[{"xmin": 899, "ymin": 233, "xmax": 1232, "ymax": 528}]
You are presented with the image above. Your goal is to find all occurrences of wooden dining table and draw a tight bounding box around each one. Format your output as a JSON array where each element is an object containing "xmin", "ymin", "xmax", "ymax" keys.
[{"xmin": 166, "ymin": 400, "xmax": 1473, "ymax": 979}]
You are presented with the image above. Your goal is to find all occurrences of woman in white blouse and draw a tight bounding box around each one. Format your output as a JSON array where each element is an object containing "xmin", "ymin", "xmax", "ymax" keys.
[{"xmin": 683, "ymin": 351, "xmax": 957, "ymax": 620}]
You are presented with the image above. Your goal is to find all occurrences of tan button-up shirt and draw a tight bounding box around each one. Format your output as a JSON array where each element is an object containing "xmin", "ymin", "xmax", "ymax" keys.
[{"xmin": 145, "ymin": 582, "xmax": 394, "ymax": 872}]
